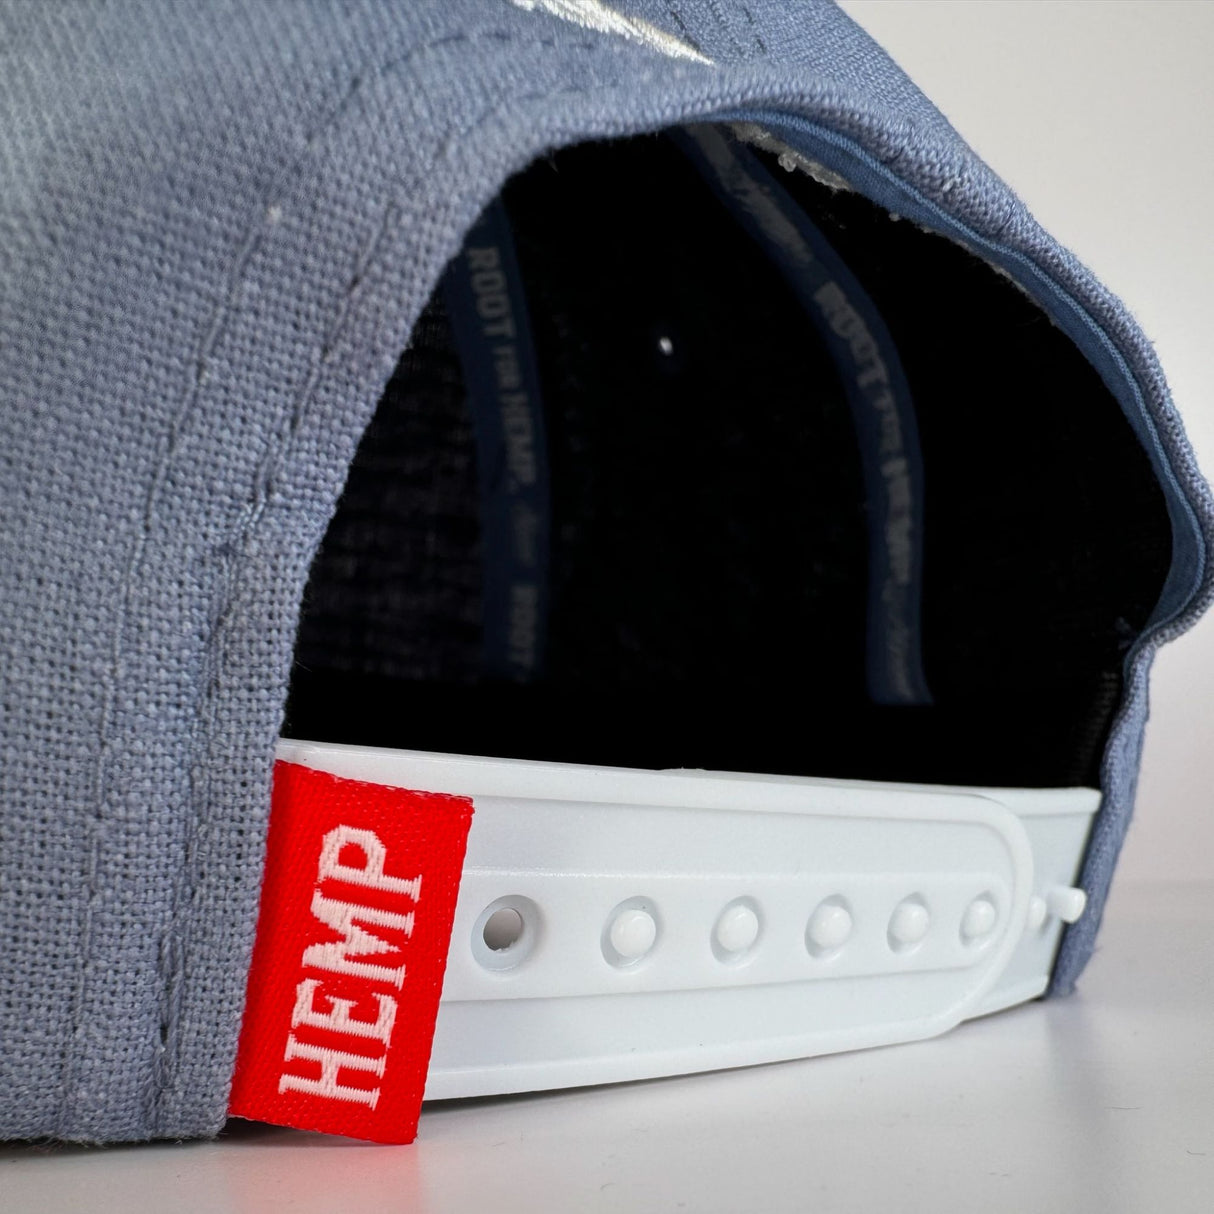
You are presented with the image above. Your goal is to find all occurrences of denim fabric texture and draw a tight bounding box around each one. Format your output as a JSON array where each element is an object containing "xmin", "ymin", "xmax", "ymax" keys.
[{"xmin": 1, "ymin": 0, "xmax": 1210, "ymax": 1141}]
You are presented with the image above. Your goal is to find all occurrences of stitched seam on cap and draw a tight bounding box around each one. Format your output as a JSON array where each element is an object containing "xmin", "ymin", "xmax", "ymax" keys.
[{"xmin": 137, "ymin": 27, "xmax": 642, "ymax": 1132}]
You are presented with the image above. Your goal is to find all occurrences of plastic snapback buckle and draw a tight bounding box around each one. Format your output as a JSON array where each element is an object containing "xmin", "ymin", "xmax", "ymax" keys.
[{"xmin": 276, "ymin": 740, "xmax": 1094, "ymax": 1100}]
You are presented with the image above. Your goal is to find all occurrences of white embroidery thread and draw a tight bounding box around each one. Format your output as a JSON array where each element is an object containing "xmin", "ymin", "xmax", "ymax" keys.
[{"xmin": 509, "ymin": 0, "xmax": 715, "ymax": 65}]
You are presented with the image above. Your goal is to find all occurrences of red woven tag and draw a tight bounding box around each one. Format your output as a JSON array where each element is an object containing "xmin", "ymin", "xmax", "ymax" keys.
[{"xmin": 229, "ymin": 760, "xmax": 473, "ymax": 1143}]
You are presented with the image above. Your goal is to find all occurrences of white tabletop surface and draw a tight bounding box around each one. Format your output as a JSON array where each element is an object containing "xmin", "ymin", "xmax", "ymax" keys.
[
  {"xmin": 6, "ymin": 3, "xmax": 1214, "ymax": 1211},
  {"xmin": 4, "ymin": 879, "xmax": 1211, "ymax": 1213}
]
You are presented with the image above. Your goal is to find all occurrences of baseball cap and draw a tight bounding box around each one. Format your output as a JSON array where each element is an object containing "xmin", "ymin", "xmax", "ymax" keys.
[{"xmin": 2, "ymin": 0, "xmax": 1211, "ymax": 1146}]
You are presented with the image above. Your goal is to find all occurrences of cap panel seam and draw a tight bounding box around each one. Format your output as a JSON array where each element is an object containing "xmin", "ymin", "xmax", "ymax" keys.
[{"xmin": 135, "ymin": 26, "xmax": 640, "ymax": 1134}]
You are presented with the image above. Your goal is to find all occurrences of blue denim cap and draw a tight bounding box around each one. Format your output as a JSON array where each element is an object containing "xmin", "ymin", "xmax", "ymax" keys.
[{"xmin": 2, "ymin": 0, "xmax": 1211, "ymax": 1142}]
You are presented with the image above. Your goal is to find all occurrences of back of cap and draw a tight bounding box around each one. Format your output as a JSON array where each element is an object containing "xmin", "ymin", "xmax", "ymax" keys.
[{"xmin": 1, "ymin": 0, "xmax": 1210, "ymax": 1143}]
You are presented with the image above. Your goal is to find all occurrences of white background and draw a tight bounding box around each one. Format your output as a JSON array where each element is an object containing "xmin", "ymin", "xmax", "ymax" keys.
[{"xmin": 4, "ymin": 4, "xmax": 1212, "ymax": 1210}]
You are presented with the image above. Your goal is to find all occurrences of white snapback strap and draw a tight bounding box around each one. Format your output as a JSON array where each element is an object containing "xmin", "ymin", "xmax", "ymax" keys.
[{"xmin": 275, "ymin": 739, "xmax": 1094, "ymax": 1100}]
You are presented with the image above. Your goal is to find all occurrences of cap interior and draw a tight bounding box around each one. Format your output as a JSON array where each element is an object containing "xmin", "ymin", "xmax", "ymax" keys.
[{"xmin": 286, "ymin": 124, "xmax": 1171, "ymax": 788}]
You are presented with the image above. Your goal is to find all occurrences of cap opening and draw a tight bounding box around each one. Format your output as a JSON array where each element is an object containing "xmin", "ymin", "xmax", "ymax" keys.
[{"xmin": 285, "ymin": 123, "xmax": 1171, "ymax": 788}]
